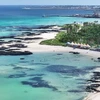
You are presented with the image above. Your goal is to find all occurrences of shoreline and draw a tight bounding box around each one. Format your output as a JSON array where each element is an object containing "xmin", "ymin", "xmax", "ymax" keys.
[
  {"xmin": 19, "ymin": 32, "xmax": 100, "ymax": 59},
  {"xmin": 19, "ymin": 31, "xmax": 100, "ymax": 100},
  {"xmin": 0, "ymin": 28, "xmax": 100, "ymax": 99},
  {"xmin": 1, "ymin": 30, "xmax": 99, "ymax": 58}
]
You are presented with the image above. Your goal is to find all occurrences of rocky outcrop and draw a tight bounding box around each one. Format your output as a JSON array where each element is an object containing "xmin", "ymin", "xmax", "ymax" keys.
[
  {"xmin": 0, "ymin": 50, "xmax": 32, "ymax": 55},
  {"xmin": 21, "ymin": 32, "xmax": 36, "ymax": 36},
  {"xmin": 97, "ymin": 57, "xmax": 100, "ymax": 62},
  {"xmin": 86, "ymin": 71, "xmax": 100, "ymax": 93},
  {"xmin": 0, "ymin": 36, "xmax": 15, "ymax": 39},
  {"xmin": 14, "ymin": 37, "xmax": 43, "ymax": 40},
  {"xmin": 8, "ymin": 44, "xmax": 27, "ymax": 48},
  {"xmin": 69, "ymin": 51, "xmax": 80, "ymax": 54}
]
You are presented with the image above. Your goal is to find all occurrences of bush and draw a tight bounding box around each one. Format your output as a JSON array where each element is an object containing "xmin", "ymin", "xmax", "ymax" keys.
[
  {"xmin": 55, "ymin": 32, "xmax": 68, "ymax": 42},
  {"xmin": 40, "ymin": 39, "xmax": 66, "ymax": 46}
]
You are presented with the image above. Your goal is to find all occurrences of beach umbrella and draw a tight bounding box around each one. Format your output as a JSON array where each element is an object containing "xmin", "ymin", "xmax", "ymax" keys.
[
  {"xmin": 74, "ymin": 42, "xmax": 77, "ymax": 46},
  {"xmin": 71, "ymin": 42, "xmax": 74, "ymax": 46},
  {"xmin": 77, "ymin": 43, "xmax": 80, "ymax": 46},
  {"xmin": 80, "ymin": 43, "xmax": 83, "ymax": 47},
  {"xmin": 86, "ymin": 44, "xmax": 91, "ymax": 48}
]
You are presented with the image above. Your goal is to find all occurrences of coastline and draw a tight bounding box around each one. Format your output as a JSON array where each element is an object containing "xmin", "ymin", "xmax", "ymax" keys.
[
  {"xmin": 20, "ymin": 31, "xmax": 100, "ymax": 100},
  {"xmin": 0, "ymin": 28, "xmax": 99, "ymax": 100},
  {"xmin": 19, "ymin": 32, "xmax": 100, "ymax": 59}
]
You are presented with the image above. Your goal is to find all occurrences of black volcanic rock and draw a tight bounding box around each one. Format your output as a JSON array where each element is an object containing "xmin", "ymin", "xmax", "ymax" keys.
[
  {"xmin": 0, "ymin": 36, "xmax": 15, "ymax": 39},
  {"xmin": 37, "ymin": 25, "xmax": 54, "ymax": 29},
  {"xmin": 8, "ymin": 44, "xmax": 27, "ymax": 48},
  {"xmin": 86, "ymin": 84, "xmax": 100, "ymax": 92},
  {"xmin": 0, "ymin": 47, "xmax": 8, "ymax": 50},
  {"xmin": 68, "ymin": 89, "xmax": 84, "ymax": 93},
  {"xmin": 8, "ymin": 73, "xmax": 27, "ymax": 78},
  {"xmin": 98, "ymin": 57, "xmax": 100, "ymax": 59},
  {"xmin": 97, "ymin": 57, "xmax": 100, "ymax": 62},
  {"xmin": 21, "ymin": 32, "xmax": 36, "ymax": 36},
  {"xmin": 69, "ymin": 51, "xmax": 80, "ymax": 54},
  {"xmin": 13, "ymin": 67, "xmax": 34, "ymax": 71},
  {"xmin": 86, "ymin": 70, "xmax": 100, "ymax": 93},
  {"xmin": 0, "ymin": 50, "xmax": 32, "ymax": 55},
  {"xmin": 14, "ymin": 37, "xmax": 43, "ymax": 40}
]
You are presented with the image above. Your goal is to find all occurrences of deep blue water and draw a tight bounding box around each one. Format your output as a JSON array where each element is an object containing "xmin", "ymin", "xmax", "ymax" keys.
[{"xmin": 0, "ymin": 5, "xmax": 93, "ymax": 18}]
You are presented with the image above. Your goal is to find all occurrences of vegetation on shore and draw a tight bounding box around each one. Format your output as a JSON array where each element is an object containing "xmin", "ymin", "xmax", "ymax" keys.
[
  {"xmin": 40, "ymin": 39, "xmax": 66, "ymax": 46},
  {"xmin": 40, "ymin": 22, "xmax": 100, "ymax": 47}
]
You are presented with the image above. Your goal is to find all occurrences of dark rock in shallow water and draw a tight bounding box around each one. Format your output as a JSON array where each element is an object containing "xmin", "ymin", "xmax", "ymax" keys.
[
  {"xmin": 57, "ymin": 53, "xmax": 63, "ymax": 55},
  {"xmin": 14, "ymin": 37, "xmax": 43, "ymax": 40},
  {"xmin": 21, "ymin": 32, "xmax": 36, "ymax": 36},
  {"xmin": 20, "ymin": 58, "xmax": 25, "ymax": 60},
  {"xmin": 6, "ymin": 49, "xmax": 20, "ymax": 51},
  {"xmin": 28, "ymin": 74, "xmax": 45, "ymax": 76},
  {"xmin": 8, "ymin": 73, "xmax": 26, "ymax": 78},
  {"xmin": 69, "ymin": 51, "xmax": 80, "ymax": 54},
  {"xmin": 97, "ymin": 57, "xmax": 100, "ymax": 62},
  {"xmin": 0, "ymin": 47, "xmax": 8, "ymax": 50},
  {"xmin": 86, "ymin": 84, "xmax": 100, "ymax": 92},
  {"xmin": 13, "ymin": 67, "xmax": 34, "ymax": 71},
  {"xmin": 16, "ymin": 26, "xmax": 32, "ymax": 31},
  {"xmin": 68, "ymin": 89, "xmax": 84, "ymax": 93},
  {"xmin": 32, "ymin": 63, "xmax": 49, "ymax": 65},
  {"xmin": 8, "ymin": 44, "xmax": 27, "ymax": 48},
  {"xmin": 93, "ymin": 72, "xmax": 100, "ymax": 76},
  {"xmin": 46, "ymin": 65, "xmax": 86, "ymax": 76},
  {"xmin": 37, "ymin": 25, "xmax": 55, "ymax": 29},
  {"xmin": 21, "ymin": 77, "xmax": 57, "ymax": 91},
  {"xmin": 0, "ymin": 50, "xmax": 32, "ymax": 55},
  {"xmin": 85, "ymin": 70, "xmax": 100, "ymax": 93},
  {"xmin": 0, "ymin": 36, "xmax": 15, "ymax": 39},
  {"xmin": 98, "ymin": 57, "xmax": 100, "ymax": 59},
  {"xmin": 91, "ymin": 72, "xmax": 100, "ymax": 80}
]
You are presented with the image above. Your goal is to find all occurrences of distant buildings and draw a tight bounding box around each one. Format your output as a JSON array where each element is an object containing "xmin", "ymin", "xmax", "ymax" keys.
[{"xmin": 93, "ymin": 8, "xmax": 100, "ymax": 17}]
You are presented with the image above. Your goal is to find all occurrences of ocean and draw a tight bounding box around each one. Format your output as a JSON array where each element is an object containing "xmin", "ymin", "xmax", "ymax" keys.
[
  {"xmin": 0, "ymin": 5, "xmax": 100, "ymax": 37},
  {"xmin": 0, "ymin": 5, "xmax": 100, "ymax": 100}
]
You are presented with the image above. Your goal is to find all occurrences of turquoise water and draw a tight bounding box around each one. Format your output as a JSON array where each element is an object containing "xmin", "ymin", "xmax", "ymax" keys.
[
  {"xmin": 0, "ymin": 16, "xmax": 100, "ymax": 37},
  {"xmin": 0, "ymin": 52, "xmax": 99, "ymax": 100},
  {"xmin": 0, "ymin": 16, "xmax": 100, "ymax": 26},
  {"xmin": 0, "ymin": 6, "xmax": 100, "ymax": 100}
]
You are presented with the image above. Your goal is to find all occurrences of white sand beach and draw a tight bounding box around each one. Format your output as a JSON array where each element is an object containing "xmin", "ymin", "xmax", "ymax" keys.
[
  {"xmin": 18, "ymin": 32, "xmax": 100, "ymax": 59},
  {"xmin": 84, "ymin": 93, "xmax": 100, "ymax": 100}
]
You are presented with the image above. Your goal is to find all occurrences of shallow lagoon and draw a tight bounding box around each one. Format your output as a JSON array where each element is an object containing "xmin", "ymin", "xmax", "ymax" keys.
[{"xmin": 0, "ymin": 52, "xmax": 99, "ymax": 100}]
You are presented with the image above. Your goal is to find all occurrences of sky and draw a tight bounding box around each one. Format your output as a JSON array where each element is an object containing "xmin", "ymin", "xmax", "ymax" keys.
[{"xmin": 0, "ymin": 0, "xmax": 100, "ymax": 5}]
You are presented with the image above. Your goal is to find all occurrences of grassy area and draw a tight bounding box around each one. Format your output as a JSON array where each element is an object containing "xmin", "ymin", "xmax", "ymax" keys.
[{"xmin": 40, "ymin": 39, "xmax": 66, "ymax": 46}]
